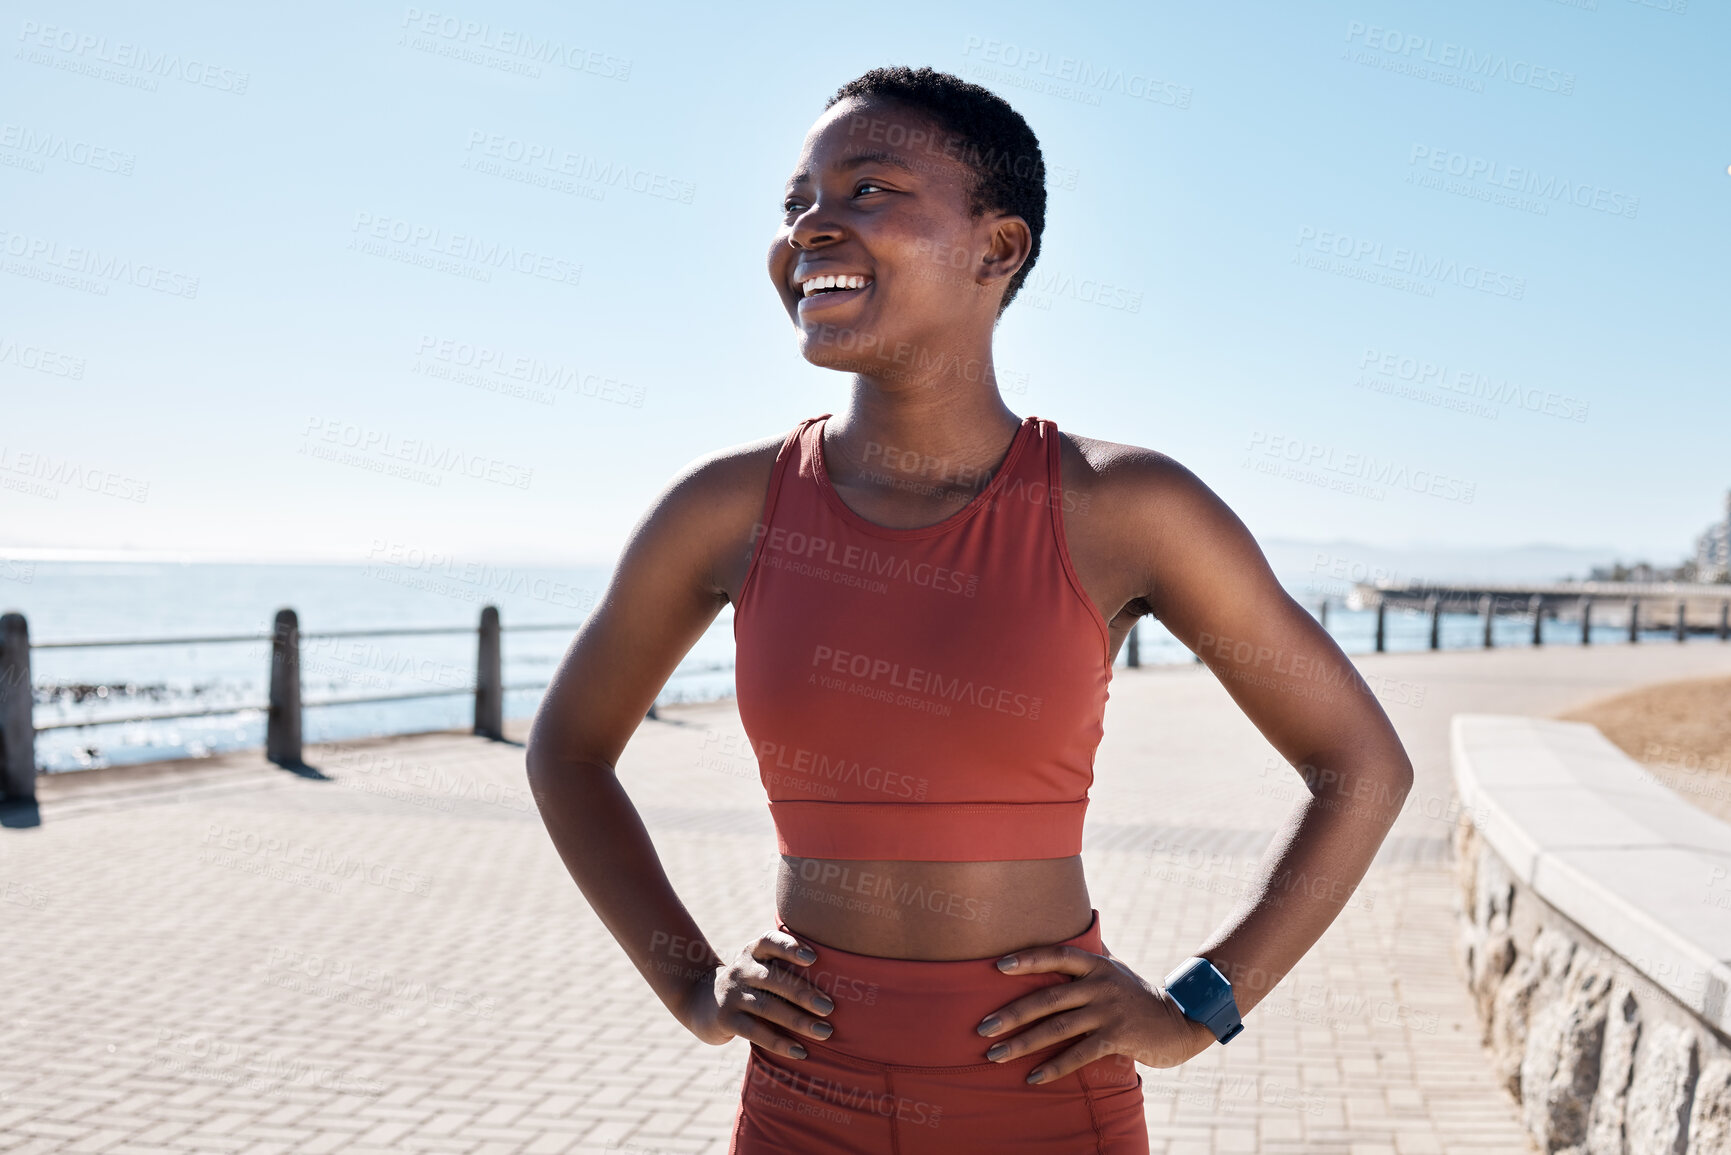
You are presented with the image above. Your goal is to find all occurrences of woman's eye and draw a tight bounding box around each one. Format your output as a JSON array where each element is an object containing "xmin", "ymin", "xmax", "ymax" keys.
[{"xmin": 782, "ymin": 183, "xmax": 885, "ymax": 213}]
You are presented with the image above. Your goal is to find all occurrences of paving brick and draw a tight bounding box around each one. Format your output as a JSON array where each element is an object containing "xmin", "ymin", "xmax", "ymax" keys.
[{"xmin": 16, "ymin": 646, "xmax": 1704, "ymax": 1152}]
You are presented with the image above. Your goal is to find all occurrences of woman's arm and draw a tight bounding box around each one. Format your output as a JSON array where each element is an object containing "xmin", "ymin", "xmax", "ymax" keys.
[
  {"xmin": 525, "ymin": 439, "xmax": 834, "ymax": 1055},
  {"xmin": 977, "ymin": 450, "xmax": 1414, "ymax": 1078},
  {"xmin": 1141, "ymin": 461, "xmax": 1415, "ymax": 1023}
]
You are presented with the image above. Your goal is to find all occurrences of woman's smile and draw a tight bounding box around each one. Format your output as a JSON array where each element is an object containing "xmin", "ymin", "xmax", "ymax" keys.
[{"xmin": 795, "ymin": 274, "xmax": 874, "ymax": 316}]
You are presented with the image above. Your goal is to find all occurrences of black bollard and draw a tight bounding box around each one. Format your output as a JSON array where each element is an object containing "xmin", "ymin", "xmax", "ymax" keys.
[
  {"xmin": 266, "ymin": 608, "xmax": 303, "ymax": 767},
  {"xmin": 474, "ymin": 606, "xmax": 503, "ymax": 740},
  {"xmin": 0, "ymin": 612, "xmax": 34, "ymax": 802}
]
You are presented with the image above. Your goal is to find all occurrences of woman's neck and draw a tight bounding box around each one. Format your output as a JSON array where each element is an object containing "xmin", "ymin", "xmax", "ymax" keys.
[{"xmin": 821, "ymin": 384, "xmax": 1026, "ymax": 502}]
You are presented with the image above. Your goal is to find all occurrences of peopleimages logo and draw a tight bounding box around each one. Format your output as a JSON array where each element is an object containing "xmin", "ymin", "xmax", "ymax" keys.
[
  {"xmin": 0, "ymin": 226, "xmax": 199, "ymax": 298},
  {"xmin": 399, "ymin": 7, "xmax": 632, "ymax": 80},
  {"xmin": 348, "ymin": 211, "xmax": 582, "ymax": 288},
  {"xmin": 752, "ymin": 524, "xmax": 980, "ymax": 597},
  {"xmin": 1407, "ymin": 146, "xmax": 1639, "ymax": 220},
  {"xmin": 0, "ymin": 446, "xmax": 149, "ymax": 502},
  {"xmin": 15, "ymin": 20, "xmax": 251, "ymax": 93},
  {"xmin": 753, "ymin": 740, "xmax": 929, "ymax": 801},
  {"xmin": 809, "ymin": 644, "xmax": 1043, "ymax": 720},
  {"xmin": 363, "ymin": 540, "xmax": 595, "ymax": 610},
  {"xmin": 1294, "ymin": 226, "xmax": 1526, "ymax": 300},
  {"xmin": 300, "ymin": 417, "xmax": 534, "ymax": 490},
  {"xmin": 1357, "ymin": 348, "xmax": 1588, "ymax": 423},
  {"xmin": 959, "ymin": 36, "xmax": 1193, "ymax": 109},
  {"xmin": 0, "ymin": 122, "xmax": 135, "ymax": 175},
  {"xmin": 1020, "ymin": 264, "xmax": 1143, "ymax": 313},
  {"xmin": 414, "ymin": 335, "xmax": 645, "ymax": 408},
  {"xmin": 0, "ymin": 333, "xmax": 85, "ymax": 378},
  {"xmin": 463, "ymin": 131, "xmax": 694, "ymax": 203},
  {"xmin": 1245, "ymin": 430, "xmax": 1476, "ymax": 505},
  {"xmin": 1343, "ymin": 21, "xmax": 1575, "ymax": 95}
]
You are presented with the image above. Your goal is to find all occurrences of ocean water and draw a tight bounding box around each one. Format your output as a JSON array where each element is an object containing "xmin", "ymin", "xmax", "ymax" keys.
[
  {"xmin": 0, "ymin": 559, "xmax": 1671, "ymax": 772},
  {"xmin": 6, "ymin": 559, "xmax": 722, "ymax": 772}
]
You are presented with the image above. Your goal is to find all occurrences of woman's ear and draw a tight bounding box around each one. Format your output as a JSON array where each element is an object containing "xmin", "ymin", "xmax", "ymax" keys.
[{"xmin": 979, "ymin": 215, "xmax": 1032, "ymax": 287}]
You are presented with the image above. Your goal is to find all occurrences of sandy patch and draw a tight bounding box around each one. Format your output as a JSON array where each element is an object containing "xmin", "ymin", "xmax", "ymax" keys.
[{"xmin": 1558, "ymin": 675, "xmax": 1731, "ymax": 824}]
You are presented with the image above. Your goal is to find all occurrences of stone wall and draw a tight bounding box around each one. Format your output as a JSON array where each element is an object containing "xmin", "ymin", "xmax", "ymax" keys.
[{"xmin": 1454, "ymin": 818, "xmax": 1731, "ymax": 1153}]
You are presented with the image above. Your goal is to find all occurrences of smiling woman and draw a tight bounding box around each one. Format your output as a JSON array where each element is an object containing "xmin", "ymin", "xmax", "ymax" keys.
[{"xmin": 527, "ymin": 65, "xmax": 1414, "ymax": 1154}]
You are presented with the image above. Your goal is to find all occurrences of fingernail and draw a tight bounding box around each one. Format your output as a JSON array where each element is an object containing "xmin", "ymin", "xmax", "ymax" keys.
[
  {"xmin": 996, "ymin": 955, "xmax": 1017, "ymax": 972},
  {"xmin": 811, "ymin": 1022, "xmax": 833, "ymax": 1039},
  {"xmin": 795, "ymin": 947, "xmax": 816, "ymax": 963},
  {"xmin": 790, "ymin": 1044, "xmax": 807, "ymax": 1060},
  {"xmin": 1026, "ymin": 1067, "xmax": 1045, "ymax": 1084},
  {"xmin": 976, "ymin": 1016, "xmax": 1001, "ymax": 1036},
  {"xmin": 986, "ymin": 1043, "xmax": 1009, "ymax": 1061},
  {"xmin": 814, "ymin": 996, "xmax": 835, "ymax": 1015}
]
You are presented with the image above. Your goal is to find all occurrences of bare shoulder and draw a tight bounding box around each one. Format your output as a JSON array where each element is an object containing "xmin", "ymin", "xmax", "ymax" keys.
[
  {"xmin": 1053, "ymin": 426, "xmax": 1270, "ymax": 619},
  {"xmin": 1056, "ymin": 427, "xmax": 1225, "ymax": 526},
  {"xmin": 661, "ymin": 429, "xmax": 789, "ymax": 512},
  {"xmin": 632, "ymin": 427, "xmax": 796, "ymax": 601}
]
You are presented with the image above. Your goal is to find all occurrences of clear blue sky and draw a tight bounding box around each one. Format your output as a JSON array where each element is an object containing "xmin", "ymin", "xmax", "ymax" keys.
[{"xmin": 4, "ymin": 0, "xmax": 1726, "ymax": 568}]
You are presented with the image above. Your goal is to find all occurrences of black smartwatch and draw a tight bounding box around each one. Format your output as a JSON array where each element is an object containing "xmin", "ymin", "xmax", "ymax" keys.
[{"xmin": 1162, "ymin": 956, "xmax": 1243, "ymax": 1044}]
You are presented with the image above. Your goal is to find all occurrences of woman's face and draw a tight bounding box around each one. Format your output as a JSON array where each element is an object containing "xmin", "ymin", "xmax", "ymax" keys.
[{"xmin": 767, "ymin": 96, "xmax": 1029, "ymax": 379}]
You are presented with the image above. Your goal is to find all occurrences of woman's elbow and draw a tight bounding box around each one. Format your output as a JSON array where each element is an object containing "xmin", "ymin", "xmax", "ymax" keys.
[{"xmin": 1379, "ymin": 752, "xmax": 1416, "ymax": 815}]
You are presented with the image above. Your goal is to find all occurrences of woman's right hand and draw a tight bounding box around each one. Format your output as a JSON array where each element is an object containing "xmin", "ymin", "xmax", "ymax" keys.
[{"xmin": 679, "ymin": 930, "xmax": 837, "ymax": 1059}]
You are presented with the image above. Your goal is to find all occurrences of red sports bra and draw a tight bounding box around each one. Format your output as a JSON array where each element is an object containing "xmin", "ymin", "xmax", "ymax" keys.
[{"xmin": 732, "ymin": 413, "xmax": 1112, "ymax": 862}]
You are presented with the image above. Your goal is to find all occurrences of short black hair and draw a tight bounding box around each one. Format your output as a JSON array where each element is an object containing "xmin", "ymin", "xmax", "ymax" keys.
[{"xmin": 825, "ymin": 66, "xmax": 1046, "ymax": 316}]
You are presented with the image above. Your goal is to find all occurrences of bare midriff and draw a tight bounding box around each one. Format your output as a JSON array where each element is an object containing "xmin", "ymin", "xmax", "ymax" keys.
[{"xmin": 776, "ymin": 855, "xmax": 1093, "ymax": 960}]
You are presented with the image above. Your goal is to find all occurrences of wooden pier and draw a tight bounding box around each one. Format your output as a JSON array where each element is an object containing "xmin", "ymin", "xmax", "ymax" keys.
[
  {"xmin": 1346, "ymin": 580, "xmax": 1731, "ymax": 652},
  {"xmin": 1352, "ymin": 579, "xmax": 1731, "ymax": 621}
]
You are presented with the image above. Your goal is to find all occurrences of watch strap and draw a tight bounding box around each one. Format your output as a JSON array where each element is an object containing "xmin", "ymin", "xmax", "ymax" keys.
[{"xmin": 1202, "ymin": 1000, "xmax": 1244, "ymax": 1043}]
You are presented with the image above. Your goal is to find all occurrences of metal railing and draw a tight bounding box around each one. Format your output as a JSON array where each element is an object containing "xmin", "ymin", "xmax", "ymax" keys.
[
  {"xmin": 0, "ymin": 606, "xmax": 725, "ymax": 802},
  {"xmin": 1116, "ymin": 591, "xmax": 1731, "ymax": 669},
  {"xmin": 1347, "ymin": 592, "xmax": 1731, "ymax": 654}
]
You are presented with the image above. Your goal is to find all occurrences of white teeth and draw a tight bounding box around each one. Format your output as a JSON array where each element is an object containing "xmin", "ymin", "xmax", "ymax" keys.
[{"xmin": 801, "ymin": 274, "xmax": 870, "ymax": 297}]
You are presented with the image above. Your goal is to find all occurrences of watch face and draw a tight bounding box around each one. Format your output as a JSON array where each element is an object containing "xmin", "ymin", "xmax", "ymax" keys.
[{"xmin": 1169, "ymin": 961, "xmax": 1228, "ymax": 1016}]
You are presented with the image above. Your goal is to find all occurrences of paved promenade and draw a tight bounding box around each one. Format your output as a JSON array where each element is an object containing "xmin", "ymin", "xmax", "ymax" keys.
[{"xmin": 5, "ymin": 643, "xmax": 1731, "ymax": 1154}]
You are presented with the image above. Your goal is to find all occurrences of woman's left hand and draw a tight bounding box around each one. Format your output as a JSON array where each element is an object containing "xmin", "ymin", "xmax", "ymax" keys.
[{"xmin": 976, "ymin": 946, "xmax": 1218, "ymax": 1083}]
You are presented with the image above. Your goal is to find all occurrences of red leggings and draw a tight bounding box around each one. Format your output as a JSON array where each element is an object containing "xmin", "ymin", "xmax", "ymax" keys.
[{"xmin": 727, "ymin": 908, "xmax": 1149, "ymax": 1154}]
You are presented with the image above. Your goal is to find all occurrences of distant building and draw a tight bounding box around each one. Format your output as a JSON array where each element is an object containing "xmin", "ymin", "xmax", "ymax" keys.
[
  {"xmin": 1697, "ymin": 490, "xmax": 1731, "ymax": 583},
  {"xmin": 1588, "ymin": 560, "xmax": 1674, "ymax": 583}
]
